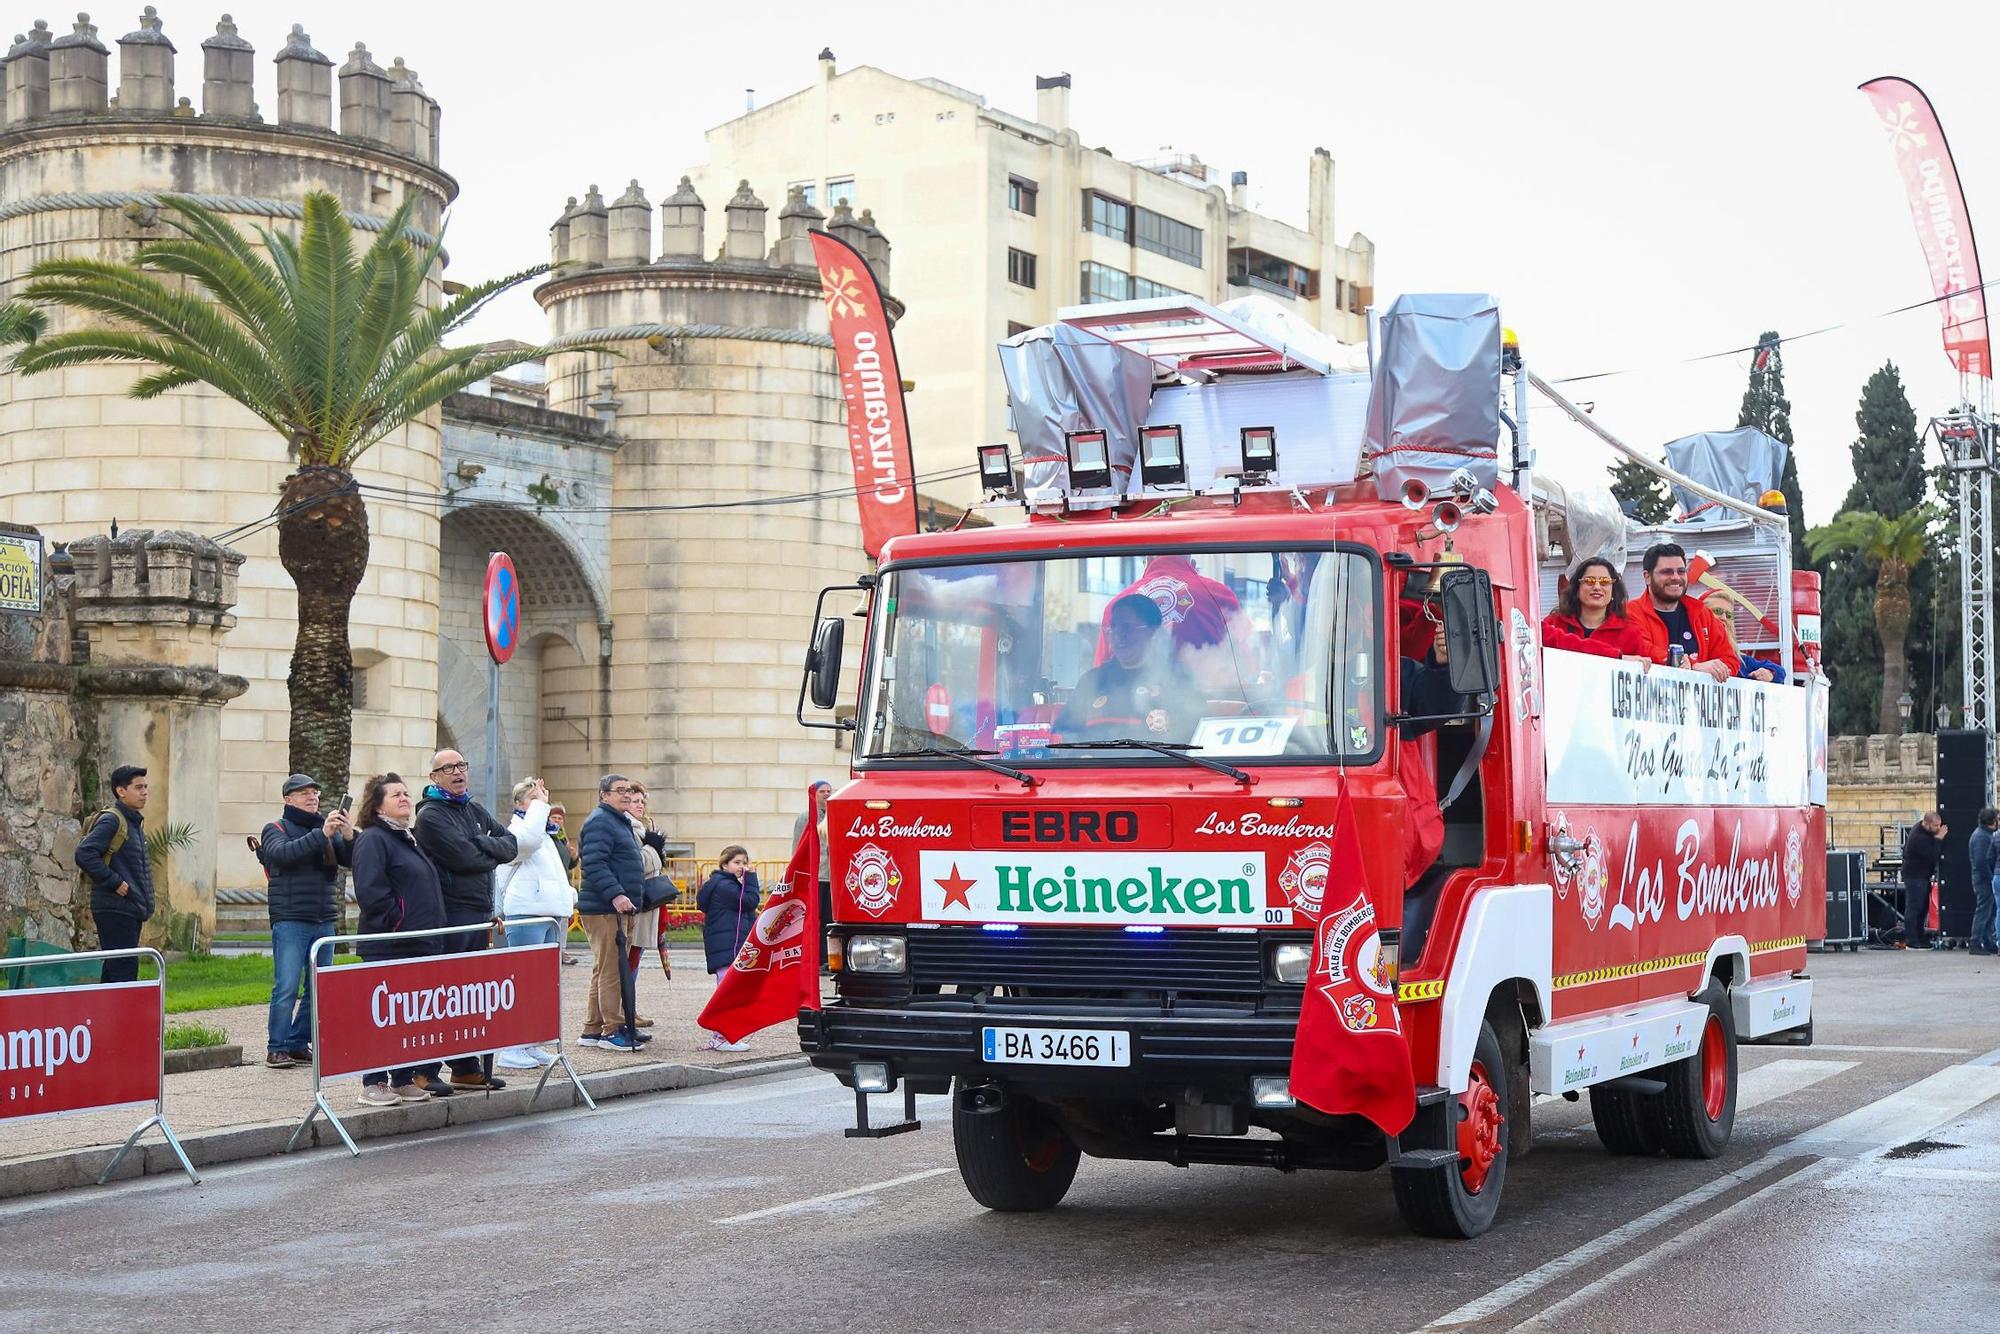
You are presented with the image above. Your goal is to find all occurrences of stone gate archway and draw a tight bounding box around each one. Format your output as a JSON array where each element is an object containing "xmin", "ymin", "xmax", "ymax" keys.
[{"xmin": 437, "ymin": 505, "xmax": 609, "ymax": 811}]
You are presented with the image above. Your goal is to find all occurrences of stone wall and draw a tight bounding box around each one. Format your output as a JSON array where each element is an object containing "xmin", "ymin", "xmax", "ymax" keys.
[
  {"xmin": 0, "ymin": 526, "xmax": 86, "ymax": 948},
  {"xmin": 1825, "ymin": 733, "xmax": 1937, "ymax": 855}
]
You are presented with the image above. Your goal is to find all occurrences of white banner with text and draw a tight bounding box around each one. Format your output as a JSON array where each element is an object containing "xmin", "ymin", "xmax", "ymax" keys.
[{"xmin": 1543, "ymin": 650, "xmax": 1809, "ymax": 808}]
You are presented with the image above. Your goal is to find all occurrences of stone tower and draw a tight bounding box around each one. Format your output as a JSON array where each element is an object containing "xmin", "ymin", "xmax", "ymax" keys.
[
  {"xmin": 0, "ymin": 10, "xmax": 458, "ymax": 889},
  {"xmin": 534, "ymin": 177, "xmax": 889, "ymax": 855}
]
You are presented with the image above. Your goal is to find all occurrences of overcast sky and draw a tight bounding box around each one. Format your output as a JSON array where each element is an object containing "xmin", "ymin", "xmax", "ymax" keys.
[{"xmin": 192, "ymin": 0, "xmax": 1999, "ymax": 522}]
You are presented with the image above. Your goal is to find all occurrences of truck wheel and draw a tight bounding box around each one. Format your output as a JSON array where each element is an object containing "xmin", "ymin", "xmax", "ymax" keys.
[
  {"xmin": 1392, "ymin": 1019, "xmax": 1510, "ymax": 1239},
  {"xmin": 1589, "ymin": 1083, "xmax": 1660, "ymax": 1155},
  {"xmin": 952, "ymin": 1086, "xmax": 1080, "ymax": 1212},
  {"xmin": 1649, "ymin": 983, "xmax": 1737, "ymax": 1159}
]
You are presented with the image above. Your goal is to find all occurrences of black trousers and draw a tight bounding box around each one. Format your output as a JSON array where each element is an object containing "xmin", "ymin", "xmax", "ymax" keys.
[
  {"xmin": 94, "ymin": 911, "xmax": 142, "ymax": 983},
  {"xmin": 440, "ymin": 907, "xmax": 493, "ymax": 1076},
  {"xmin": 1900, "ymin": 876, "xmax": 1932, "ymax": 944}
]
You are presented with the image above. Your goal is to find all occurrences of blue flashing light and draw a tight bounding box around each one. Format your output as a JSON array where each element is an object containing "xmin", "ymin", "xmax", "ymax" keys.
[
  {"xmin": 1123, "ymin": 924, "xmax": 1166, "ymax": 934},
  {"xmin": 981, "ymin": 923, "xmax": 1020, "ymax": 933}
]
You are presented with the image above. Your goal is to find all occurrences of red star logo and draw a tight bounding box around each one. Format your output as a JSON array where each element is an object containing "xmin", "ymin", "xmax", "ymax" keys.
[
  {"xmin": 1675, "ymin": 1023, "xmax": 1683, "ymax": 1037},
  {"xmin": 1632, "ymin": 1034, "xmax": 1640, "ymax": 1048},
  {"xmin": 935, "ymin": 864, "xmax": 976, "ymax": 912},
  {"xmin": 1577, "ymin": 1045, "xmax": 1586, "ymax": 1060}
]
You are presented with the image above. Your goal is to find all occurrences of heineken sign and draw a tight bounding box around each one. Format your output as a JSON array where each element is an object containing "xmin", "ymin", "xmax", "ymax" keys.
[{"xmin": 919, "ymin": 851, "xmax": 1266, "ymax": 925}]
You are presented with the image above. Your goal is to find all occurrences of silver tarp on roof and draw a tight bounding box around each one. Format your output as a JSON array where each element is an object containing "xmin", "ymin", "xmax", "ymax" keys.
[
  {"xmin": 998, "ymin": 323, "xmax": 1156, "ymax": 506},
  {"xmin": 1661, "ymin": 427, "xmax": 1788, "ymax": 521},
  {"xmin": 1363, "ymin": 293, "xmax": 1502, "ymax": 504}
]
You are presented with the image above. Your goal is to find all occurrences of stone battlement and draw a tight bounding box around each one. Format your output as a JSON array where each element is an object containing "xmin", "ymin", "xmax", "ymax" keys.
[
  {"xmin": 1826, "ymin": 733, "xmax": 1937, "ymax": 786},
  {"xmin": 550, "ymin": 177, "xmax": 892, "ymax": 292},
  {"xmin": 0, "ymin": 10, "xmax": 441, "ymax": 166}
]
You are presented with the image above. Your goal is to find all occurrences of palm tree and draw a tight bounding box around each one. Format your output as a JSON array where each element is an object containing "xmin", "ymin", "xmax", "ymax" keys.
[
  {"xmin": 11, "ymin": 192, "xmax": 589, "ymax": 790},
  {"xmin": 1805, "ymin": 508, "xmax": 1932, "ymax": 733},
  {"xmin": 0, "ymin": 300, "xmax": 43, "ymax": 347}
]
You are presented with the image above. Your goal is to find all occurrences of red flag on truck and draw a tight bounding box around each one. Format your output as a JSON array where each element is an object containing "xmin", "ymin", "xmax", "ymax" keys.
[
  {"xmin": 697, "ymin": 787, "xmax": 824, "ymax": 1042},
  {"xmin": 1290, "ymin": 783, "xmax": 1417, "ymax": 1135},
  {"xmin": 811, "ymin": 228, "xmax": 921, "ymax": 557}
]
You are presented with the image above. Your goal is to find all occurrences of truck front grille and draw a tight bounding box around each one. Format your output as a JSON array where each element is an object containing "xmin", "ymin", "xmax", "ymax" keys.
[{"xmin": 903, "ymin": 926, "xmax": 1306, "ymax": 1000}]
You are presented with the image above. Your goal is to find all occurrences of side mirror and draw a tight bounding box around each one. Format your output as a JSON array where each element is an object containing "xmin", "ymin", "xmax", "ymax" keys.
[
  {"xmin": 806, "ymin": 617, "xmax": 845, "ymax": 710},
  {"xmin": 1438, "ymin": 567, "xmax": 1500, "ymax": 698}
]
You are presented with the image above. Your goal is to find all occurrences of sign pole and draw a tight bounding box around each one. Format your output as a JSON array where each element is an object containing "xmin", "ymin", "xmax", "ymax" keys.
[{"xmin": 487, "ymin": 655, "xmax": 501, "ymax": 812}]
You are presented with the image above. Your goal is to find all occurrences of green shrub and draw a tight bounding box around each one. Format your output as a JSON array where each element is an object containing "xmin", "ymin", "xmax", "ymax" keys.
[{"xmin": 164, "ymin": 1020, "xmax": 230, "ymax": 1050}]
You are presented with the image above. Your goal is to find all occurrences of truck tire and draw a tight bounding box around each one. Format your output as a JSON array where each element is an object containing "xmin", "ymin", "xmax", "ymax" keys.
[
  {"xmin": 1589, "ymin": 1084, "xmax": 1658, "ymax": 1156},
  {"xmin": 1392, "ymin": 1019, "xmax": 1510, "ymax": 1239},
  {"xmin": 952, "ymin": 1086, "xmax": 1080, "ymax": 1212},
  {"xmin": 1649, "ymin": 982, "xmax": 1737, "ymax": 1159}
]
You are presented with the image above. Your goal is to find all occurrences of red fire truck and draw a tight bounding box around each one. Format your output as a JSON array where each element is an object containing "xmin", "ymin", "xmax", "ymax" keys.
[{"xmin": 794, "ymin": 297, "xmax": 1824, "ymax": 1238}]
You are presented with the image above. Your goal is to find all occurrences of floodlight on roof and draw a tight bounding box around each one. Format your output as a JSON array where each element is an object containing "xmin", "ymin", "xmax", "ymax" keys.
[
  {"xmin": 976, "ymin": 444, "xmax": 1014, "ymax": 497},
  {"xmin": 1139, "ymin": 425, "xmax": 1186, "ymax": 488},
  {"xmin": 1239, "ymin": 426, "xmax": 1277, "ymax": 478},
  {"xmin": 1064, "ymin": 429, "xmax": 1113, "ymax": 491}
]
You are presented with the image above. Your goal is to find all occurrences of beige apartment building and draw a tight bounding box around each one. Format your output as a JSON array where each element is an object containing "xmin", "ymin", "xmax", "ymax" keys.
[{"xmin": 689, "ymin": 55, "xmax": 1375, "ymax": 503}]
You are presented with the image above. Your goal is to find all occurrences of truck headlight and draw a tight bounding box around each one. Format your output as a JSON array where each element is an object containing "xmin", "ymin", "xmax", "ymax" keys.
[
  {"xmin": 1271, "ymin": 942, "xmax": 1311, "ymax": 984},
  {"xmin": 846, "ymin": 935, "xmax": 907, "ymax": 974}
]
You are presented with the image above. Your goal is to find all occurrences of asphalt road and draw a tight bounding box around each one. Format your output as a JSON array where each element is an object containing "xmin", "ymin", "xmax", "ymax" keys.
[{"xmin": 2, "ymin": 949, "xmax": 1996, "ymax": 1333}]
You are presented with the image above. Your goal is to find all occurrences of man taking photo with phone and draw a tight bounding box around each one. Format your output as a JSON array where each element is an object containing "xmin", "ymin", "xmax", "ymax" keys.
[{"xmin": 257, "ymin": 774, "xmax": 353, "ymax": 1068}]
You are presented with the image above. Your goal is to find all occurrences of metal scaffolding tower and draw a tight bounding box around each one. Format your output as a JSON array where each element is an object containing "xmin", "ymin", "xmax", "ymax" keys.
[{"xmin": 1937, "ymin": 393, "xmax": 1999, "ymax": 731}]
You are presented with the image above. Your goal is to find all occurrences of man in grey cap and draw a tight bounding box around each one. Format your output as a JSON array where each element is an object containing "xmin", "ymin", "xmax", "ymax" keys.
[{"xmin": 256, "ymin": 773, "xmax": 352, "ymax": 1068}]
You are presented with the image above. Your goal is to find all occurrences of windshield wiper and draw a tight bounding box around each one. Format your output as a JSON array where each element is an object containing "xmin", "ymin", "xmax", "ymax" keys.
[
  {"xmin": 863, "ymin": 743, "xmax": 1038, "ymax": 788},
  {"xmin": 1046, "ymin": 738, "xmax": 1255, "ymax": 786}
]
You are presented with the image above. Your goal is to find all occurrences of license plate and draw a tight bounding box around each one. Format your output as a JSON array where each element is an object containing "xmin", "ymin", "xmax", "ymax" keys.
[{"xmin": 981, "ymin": 1026, "xmax": 1130, "ymax": 1067}]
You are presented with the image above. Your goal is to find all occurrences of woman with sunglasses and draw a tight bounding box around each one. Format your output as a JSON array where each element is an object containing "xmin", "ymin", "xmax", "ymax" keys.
[{"xmin": 1542, "ymin": 557, "xmax": 1654, "ymax": 663}]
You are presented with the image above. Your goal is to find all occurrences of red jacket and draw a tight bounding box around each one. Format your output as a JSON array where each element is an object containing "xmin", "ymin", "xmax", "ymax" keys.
[
  {"xmin": 1540, "ymin": 610, "xmax": 1649, "ymax": 660},
  {"xmin": 1625, "ymin": 596, "xmax": 1741, "ymax": 673}
]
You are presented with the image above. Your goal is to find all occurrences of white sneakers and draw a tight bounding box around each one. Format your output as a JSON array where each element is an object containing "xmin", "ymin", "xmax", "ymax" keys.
[
  {"xmin": 704, "ymin": 1032, "xmax": 752, "ymax": 1053},
  {"xmin": 494, "ymin": 1045, "xmax": 557, "ymax": 1070}
]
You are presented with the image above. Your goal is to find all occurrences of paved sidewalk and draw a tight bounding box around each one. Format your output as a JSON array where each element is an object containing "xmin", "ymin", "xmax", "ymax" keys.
[{"xmin": 0, "ymin": 947, "xmax": 818, "ymax": 1172}]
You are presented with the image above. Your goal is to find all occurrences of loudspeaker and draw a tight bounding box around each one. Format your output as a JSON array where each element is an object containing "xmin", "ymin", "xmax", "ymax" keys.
[
  {"xmin": 1821, "ymin": 850, "xmax": 1866, "ymax": 946},
  {"xmin": 1934, "ymin": 729, "xmax": 1993, "ymax": 939}
]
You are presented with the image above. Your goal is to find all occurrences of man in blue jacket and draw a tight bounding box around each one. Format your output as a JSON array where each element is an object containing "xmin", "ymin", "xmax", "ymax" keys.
[
  {"xmin": 1970, "ymin": 808, "xmax": 1999, "ymax": 956},
  {"xmin": 257, "ymin": 774, "xmax": 353, "ymax": 1068},
  {"xmin": 577, "ymin": 774, "xmax": 650, "ymax": 1052},
  {"xmin": 73, "ymin": 765, "xmax": 154, "ymax": 983}
]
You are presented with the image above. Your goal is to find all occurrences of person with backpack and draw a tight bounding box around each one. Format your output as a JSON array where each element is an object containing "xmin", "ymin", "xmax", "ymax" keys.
[
  {"xmin": 73, "ymin": 765, "xmax": 155, "ymax": 983},
  {"xmin": 256, "ymin": 774, "xmax": 353, "ymax": 1069}
]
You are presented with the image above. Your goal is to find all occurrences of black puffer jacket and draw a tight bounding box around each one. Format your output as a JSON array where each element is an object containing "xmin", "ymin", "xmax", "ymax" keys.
[
  {"xmin": 351, "ymin": 823, "xmax": 447, "ymax": 962},
  {"xmin": 258, "ymin": 807, "xmax": 351, "ymax": 924},
  {"xmin": 74, "ymin": 803, "xmax": 154, "ymax": 921},
  {"xmin": 412, "ymin": 789, "xmax": 517, "ymax": 916}
]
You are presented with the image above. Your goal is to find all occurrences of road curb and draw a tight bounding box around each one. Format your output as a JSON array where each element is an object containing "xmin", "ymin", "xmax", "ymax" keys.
[{"xmin": 0, "ymin": 1053, "xmax": 810, "ymax": 1203}]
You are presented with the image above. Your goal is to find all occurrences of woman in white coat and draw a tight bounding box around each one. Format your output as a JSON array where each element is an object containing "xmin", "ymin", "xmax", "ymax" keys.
[{"xmin": 494, "ymin": 777, "xmax": 579, "ymax": 1069}]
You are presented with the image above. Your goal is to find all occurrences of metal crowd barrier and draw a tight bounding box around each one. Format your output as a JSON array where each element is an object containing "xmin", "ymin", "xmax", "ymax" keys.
[
  {"xmin": 283, "ymin": 918, "xmax": 595, "ymax": 1158},
  {"xmin": 0, "ymin": 945, "xmax": 198, "ymax": 1186}
]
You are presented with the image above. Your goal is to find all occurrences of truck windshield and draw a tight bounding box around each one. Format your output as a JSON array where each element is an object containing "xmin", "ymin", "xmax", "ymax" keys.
[{"xmin": 859, "ymin": 549, "xmax": 1381, "ymax": 763}]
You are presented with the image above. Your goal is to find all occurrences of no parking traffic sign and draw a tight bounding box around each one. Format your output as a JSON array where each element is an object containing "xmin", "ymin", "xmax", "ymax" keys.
[{"xmin": 484, "ymin": 552, "xmax": 519, "ymax": 665}]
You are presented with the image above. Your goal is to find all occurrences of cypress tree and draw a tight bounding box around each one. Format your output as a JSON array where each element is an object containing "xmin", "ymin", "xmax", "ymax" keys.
[
  {"xmin": 1608, "ymin": 456, "xmax": 1675, "ymax": 524},
  {"xmin": 1734, "ymin": 331, "xmax": 1808, "ymax": 567}
]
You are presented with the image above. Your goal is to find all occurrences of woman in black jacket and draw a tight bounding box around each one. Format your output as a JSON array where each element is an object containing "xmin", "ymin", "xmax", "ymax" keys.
[
  {"xmin": 697, "ymin": 846, "xmax": 761, "ymax": 1052},
  {"xmin": 349, "ymin": 773, "xmax": 450, "ymax": 1105}
]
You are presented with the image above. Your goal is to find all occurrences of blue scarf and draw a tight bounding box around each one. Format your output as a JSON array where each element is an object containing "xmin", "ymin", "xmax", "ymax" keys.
[{"xmin": 425, "ymin": 784, "xmax": 470, "ymax": 806}]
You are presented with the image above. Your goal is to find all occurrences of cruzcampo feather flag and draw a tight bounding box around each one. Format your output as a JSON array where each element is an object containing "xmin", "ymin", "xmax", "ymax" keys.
[
  {"xmin": 1289, "ymin": 781, "xmax": 1417, "ymax": 1135},
  {"xmin": 697, "ymin": 787, "xmax": 823, "ymax": 1042}
]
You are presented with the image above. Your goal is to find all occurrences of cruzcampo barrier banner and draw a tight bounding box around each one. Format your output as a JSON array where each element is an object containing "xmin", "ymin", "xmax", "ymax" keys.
[
  {"xmin": 0, "ymin": 979, "xmax": 161, "ymax": 1121},
  {"xmin": 810, "ymin": 227, "xmax": 919, "ymax": 559},
  {"xmin": 314, "ymin": 943, "xmax": 562, "ymax": 1080}
]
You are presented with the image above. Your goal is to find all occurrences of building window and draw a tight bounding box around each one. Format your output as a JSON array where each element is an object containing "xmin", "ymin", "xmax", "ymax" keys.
[
  {"xmin": 1086, "ymin": 191, "xmax": 1130, "ymax": 242},
  {"xmin": 788, "ymin": 181, "xmax": 817, "ymax": 208},
  {"xmin": 1007, "ymin": 321, "xmax": 1033, "ymax": 337},
  {"xmin": 1008, "ymin": 175, "xmax": 1039, "ymax": 216},
  {"xmin": 827, "ymin": 176, "xmax": 857, "ymax": 208},
  {"xmin": 1007, "ymin": 248, "xmax": 1038, "ymax": 289},
  {"xmin": 1131, "ymin": 276, "xmax": 1184, "ymax": 300},
  {"xmin": 351, "ymin": 650, "xmax": 387, "ymax": 712},
  {"xmin": 1135, "ymin": 209, "xmax": 1202, "ymax": 267},
  {"xmin": 1080, "ymin": 261, "xmax": 1133, "ymax": 304},
  {"xmin": 1227, "ymin": 247, "xmax": 1319, "ymax": 300}
]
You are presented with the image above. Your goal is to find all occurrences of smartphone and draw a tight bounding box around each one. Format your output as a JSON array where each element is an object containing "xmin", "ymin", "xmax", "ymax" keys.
[{"xmin": 339, "ymin": 793, "xmax": 354, "ymax": 813}]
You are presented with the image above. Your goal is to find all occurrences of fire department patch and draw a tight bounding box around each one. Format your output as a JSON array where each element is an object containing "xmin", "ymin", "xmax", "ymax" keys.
[
  {"xmin": 1135, "ymin": 573, "xmax": 1196, "ymax": 626},
  {"xmin": 1578, "ymin": 831, "xmax": 1608, "ymax": 932},
  {"xmin": 845, "ymin": 842, "xmax": 904, "ymax": 918},
  {"xmin": 1279, "ymin": 841, "xmax": 1333, "ymax": 914},
  {"xmin": 731, "ymin": 898, "xmax": 809, "ymax": 974},
  {"xmin": 1511, "ymin": 608, "xmax": 1540, "ymax": 721},
  {"xmin": 1318, "ymin": 891, "xmax": 1397, "ymax": 1035},
  {"xmin": 1784, "ymin": 828, "xmax": 1804, "ymax": 907}
]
